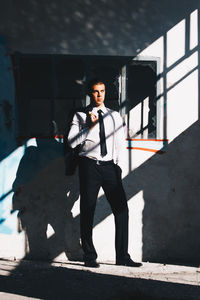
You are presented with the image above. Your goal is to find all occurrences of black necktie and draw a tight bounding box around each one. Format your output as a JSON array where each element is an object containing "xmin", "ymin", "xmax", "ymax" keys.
[{"xmin": 98, "ymin": 109, "xmax": 107, "ymax": 157}]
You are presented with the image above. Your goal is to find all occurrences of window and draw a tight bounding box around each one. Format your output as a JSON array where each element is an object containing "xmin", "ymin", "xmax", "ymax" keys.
[
  {"xmin": 13, "ymin": 54, "xmax": 158, "ymax": 141},
  {"xmin": 127, "ymin": 59, "xmax": 157, "ymax": 138}
]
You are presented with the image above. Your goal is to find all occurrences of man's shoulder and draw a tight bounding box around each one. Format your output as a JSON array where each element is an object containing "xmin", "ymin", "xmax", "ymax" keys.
[
  {"xmin": 106, "ymin": 107, "xmax": 117, "ymax": 113},
  {"xmin": 106, "ymin": 107, "xmax": 122, "ymax": 119}
]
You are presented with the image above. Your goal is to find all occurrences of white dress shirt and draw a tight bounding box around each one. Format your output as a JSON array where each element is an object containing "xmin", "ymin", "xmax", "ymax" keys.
[{"xmin": 67, "ymin": 104, "xmax": 127, "ymax": 171}]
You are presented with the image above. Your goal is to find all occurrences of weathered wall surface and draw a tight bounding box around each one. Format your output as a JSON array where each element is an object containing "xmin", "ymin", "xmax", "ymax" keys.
[
  {"xmin": 0, "ymin": 0, "xmax": 197, "ymax": 55},
  {"xmin": 0, "ymin": 0, "xmax": 200, "ymax": 265}
]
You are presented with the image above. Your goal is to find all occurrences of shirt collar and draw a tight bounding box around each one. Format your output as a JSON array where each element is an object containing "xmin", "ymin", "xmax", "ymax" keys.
[{"xmin": 92, "ymin": 104, "xmax": 107, "ymax": 114}]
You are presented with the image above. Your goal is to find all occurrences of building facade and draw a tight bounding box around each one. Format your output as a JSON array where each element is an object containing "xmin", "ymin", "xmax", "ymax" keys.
[{"xmin": 0, "ymin": 0, "xmax": 200, "ymax": 265}]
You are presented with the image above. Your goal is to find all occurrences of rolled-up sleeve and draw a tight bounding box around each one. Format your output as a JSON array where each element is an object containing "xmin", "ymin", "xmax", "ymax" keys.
[{"xmin": 67, "ymin": 113, "xmax": 90, "ymax": 148}]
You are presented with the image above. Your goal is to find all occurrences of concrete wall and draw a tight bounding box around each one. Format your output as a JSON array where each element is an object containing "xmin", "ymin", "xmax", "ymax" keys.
[{"xmin": 0, "ymin": 0, "xmax": 200, "ymax": 265}]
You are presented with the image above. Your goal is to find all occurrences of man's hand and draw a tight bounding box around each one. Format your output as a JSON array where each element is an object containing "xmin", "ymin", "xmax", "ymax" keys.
[{"xmin": 88, "ymin": 111, "xmax": 98, "ymax": 129}]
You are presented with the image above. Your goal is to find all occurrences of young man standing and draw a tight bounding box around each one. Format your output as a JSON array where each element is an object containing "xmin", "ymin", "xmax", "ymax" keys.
[{"xmin": 68, "ymin": 79, "xmax": 142, "ymax": 268}]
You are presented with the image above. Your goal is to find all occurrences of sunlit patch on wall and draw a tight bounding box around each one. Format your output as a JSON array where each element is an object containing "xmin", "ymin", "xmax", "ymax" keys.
[
  {"xmin": 71, "ymin": 196, "xmax": 80, "ymax": 218},
  {"xmin": 167, "ymin": 69, "xmax": 198, "ymax": 141},
  {"xmin": 190, "ymin": 9, "xmax": 198, "ymax": 50},
  {"xmin": 138, "ymin": 9, "xmax": 199, "ymax": 143},
  {"xmin": 93, "ymin": 211, "xmax": 115, "ymax": 262},
  {"xmin": 128, "ymin": 191, "xmax": 144, "ymax": 262},
  {"xmin": 167, "ymin": 19, "xmax": 186, "ymax": 68},
  {"xmin": 128, "ymin": 97, "xmax": 150, "ymax": 139},
  {"xmin": 26, "ymin": 138, "xmax": 37, "ymax": 147},
  {"xmin": 167, "ymin": 52, "xmax": 198, "ymax": 89},
  {"xmin": 46, "ymin": 223, "xmax": 55, "ymax": 239}
]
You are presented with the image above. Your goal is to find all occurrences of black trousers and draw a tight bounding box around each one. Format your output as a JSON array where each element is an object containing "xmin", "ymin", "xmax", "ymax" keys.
[{"xmin": 78, "ymin": 156, "xmax": 130, "ymax": 262}]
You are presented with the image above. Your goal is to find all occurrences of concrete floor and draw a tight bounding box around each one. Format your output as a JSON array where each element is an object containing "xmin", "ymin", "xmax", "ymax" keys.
[
  {"xmin": 0, "ymin": 259, "xmax": 200, "ymax": 300},
  {"xmin": 0, "ymin": 260, "xmax": 200, "ymax": 300}
]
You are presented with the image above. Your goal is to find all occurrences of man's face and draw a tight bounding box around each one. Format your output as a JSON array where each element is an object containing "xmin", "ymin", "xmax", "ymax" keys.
[{"xmin": 90, "ymin": 83, "xmax": 105, "ymax": 108}]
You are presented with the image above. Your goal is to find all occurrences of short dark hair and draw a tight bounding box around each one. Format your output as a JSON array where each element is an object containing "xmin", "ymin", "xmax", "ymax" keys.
[{"xmin": 87, "ymin": 78, "xmax": 106, "ymax": 94}]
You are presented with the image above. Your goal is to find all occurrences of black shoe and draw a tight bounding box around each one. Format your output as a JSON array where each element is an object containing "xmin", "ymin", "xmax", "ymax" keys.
[
  {"xmin": 116, "ymin": 258, "xmax": 142, "ymax": 267},
  {"xmin": 84, "ymin": 260, "xmax": 100, "ymax": 268}
]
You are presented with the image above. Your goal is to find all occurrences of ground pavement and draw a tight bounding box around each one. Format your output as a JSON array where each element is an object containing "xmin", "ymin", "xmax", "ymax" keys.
[{"xmin": 0, "ymin": 259, "xmax": 200, "ymax": 300}]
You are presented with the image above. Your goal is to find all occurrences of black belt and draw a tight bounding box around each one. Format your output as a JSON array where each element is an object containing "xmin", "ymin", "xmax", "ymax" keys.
[
  {"xmin": 80, "ymin": 156, "xmax": 114, "ymax": 166},
  {"xmin": 95, "ymin": 159, "xmax": 114, "ymax": 165}
]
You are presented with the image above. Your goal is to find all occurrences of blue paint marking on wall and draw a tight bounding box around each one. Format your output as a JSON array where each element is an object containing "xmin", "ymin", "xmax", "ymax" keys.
[
  {"xmin": 0, "ymin": 147, "xmax": 25, "ymax": 234},
  {"xmin": 0, "ymin": 189, "xmax": 14, "ymax": 234}
]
